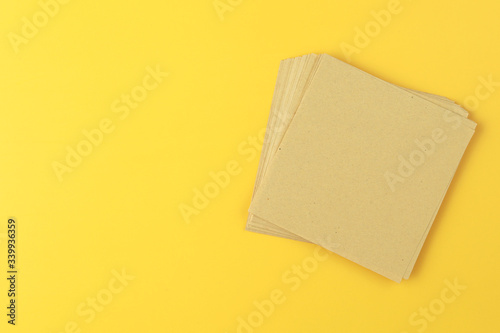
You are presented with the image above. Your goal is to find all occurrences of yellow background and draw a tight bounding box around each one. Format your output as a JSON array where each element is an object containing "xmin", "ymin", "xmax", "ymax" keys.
[{"xmin": 0, "ymin": 0, "xmax": 499, "ymax": 332}]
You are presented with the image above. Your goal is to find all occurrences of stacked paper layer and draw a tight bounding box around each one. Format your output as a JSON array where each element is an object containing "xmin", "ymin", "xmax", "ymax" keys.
[{"xmin": 247, "ymin": 54, "xmax": 476, "ymax": 282}]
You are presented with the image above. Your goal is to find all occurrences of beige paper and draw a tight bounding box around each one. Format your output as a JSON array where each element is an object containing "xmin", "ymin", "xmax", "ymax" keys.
[
  {"xmin": 248, "ymin": 54, "xmax": 475, "ymax": 282},
  {"xmin": 247, "ymin": 55, "xmax": 473, "ymax": 279}
]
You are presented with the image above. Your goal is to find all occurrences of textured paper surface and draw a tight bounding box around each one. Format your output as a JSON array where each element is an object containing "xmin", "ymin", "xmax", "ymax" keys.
[
  {"xmin": 247, "ymin": 54, "xmax": 476, "ymax": 282},
  {"xmin": 246, "ymin": 55, "xmax": 473, "ymax": 279}
]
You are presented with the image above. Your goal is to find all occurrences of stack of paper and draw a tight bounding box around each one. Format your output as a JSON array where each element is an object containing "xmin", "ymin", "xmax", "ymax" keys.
[{"xmin": 247, "ymin": 54, "xmax": 476, "ymax": 282}]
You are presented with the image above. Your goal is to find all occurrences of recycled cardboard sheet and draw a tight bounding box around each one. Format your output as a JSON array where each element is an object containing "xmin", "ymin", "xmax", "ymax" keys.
[{"xmin": 247, "ymin": 54, "xmax": 476, "ymax": 282}]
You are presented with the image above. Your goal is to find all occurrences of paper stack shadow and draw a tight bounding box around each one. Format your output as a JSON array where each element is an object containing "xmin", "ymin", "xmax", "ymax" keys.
[{"xmin": 247, "ymin": 54, "xmax": 476, "ymax": 282}]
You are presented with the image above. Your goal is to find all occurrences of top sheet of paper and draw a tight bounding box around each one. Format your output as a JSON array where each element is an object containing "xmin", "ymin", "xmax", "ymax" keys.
[{"xmin": 249, "ymin": 55, "xmax": 476, "ymax": 282}]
